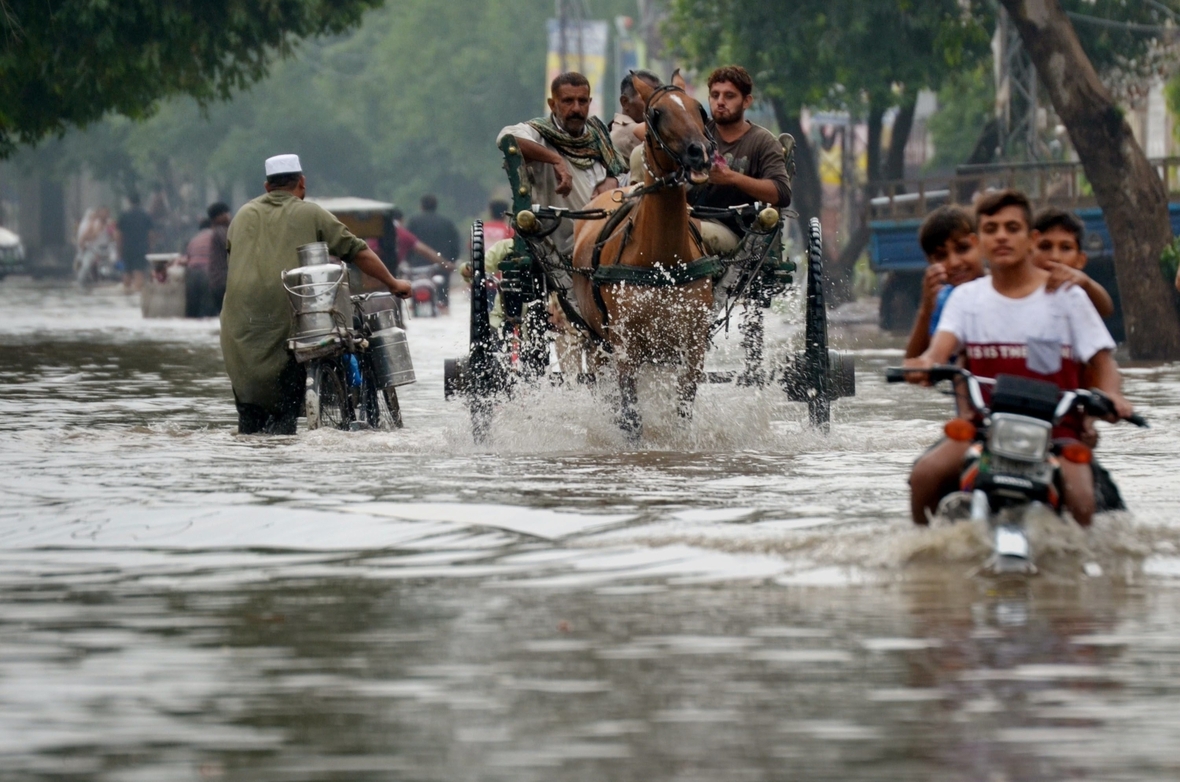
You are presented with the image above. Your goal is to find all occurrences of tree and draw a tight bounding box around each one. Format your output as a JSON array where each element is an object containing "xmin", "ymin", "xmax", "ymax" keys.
[
  {"xmin": 0, "ymin": 0, "xmax": 382, "ymax": 156},
  {"xmin": 666, "ymin": 0, "xmax": 992, "ymax": 300},
  {"xmin": 998, "ymin": 0, "xmax": 1180, "ymax": 360},
  {"xmin": 927, "ymin": 65, "xmax": 995, "ymax": 170},
  {"xmin": 7, "ymin": 0, "xmax": 558, "ymax": 219}
]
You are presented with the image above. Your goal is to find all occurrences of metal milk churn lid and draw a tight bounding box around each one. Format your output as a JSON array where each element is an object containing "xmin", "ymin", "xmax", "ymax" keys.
[{"xmin": 295, "ymin": 241, "xmax": 331, "ymax": 267}]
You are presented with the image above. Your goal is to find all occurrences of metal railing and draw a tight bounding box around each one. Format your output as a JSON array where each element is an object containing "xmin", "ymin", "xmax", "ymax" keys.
[{"xmin": 868, "ymin": 157, "xmax": 1180, "ymax": 221}]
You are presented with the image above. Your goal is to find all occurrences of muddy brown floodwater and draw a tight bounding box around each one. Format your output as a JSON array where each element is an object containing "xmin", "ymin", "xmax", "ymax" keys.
[{"xmin": 1, "ymin": 278, "xmax": 1179, "ymax": 782}]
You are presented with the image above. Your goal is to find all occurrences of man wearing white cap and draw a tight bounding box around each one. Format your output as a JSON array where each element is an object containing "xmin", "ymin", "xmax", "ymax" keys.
[{"xmin": 220, "ymin": 154, "xmax": 412, "ymax": 435}]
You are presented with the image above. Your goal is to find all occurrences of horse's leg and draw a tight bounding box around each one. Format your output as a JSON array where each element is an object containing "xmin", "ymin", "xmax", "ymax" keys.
[
  {"xmin": 676, "ymin": 304, "xmax": 711, "ymax": 421},
  {"xmin": 613, "ymin": 350, "xmax": 642, "ymax": 440},
  {"xmin": 676, "ymin": 351, "xmax": 705, "ymax": 421},
  {"xmin": 617, "ymin": 369, "xmax": 641, "ymax": 439}
]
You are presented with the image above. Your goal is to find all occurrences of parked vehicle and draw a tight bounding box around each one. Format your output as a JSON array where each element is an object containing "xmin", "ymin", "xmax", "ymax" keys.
[
  {"xmin": 886, "ymin": 365, "xmax": 1147, "ymax": 575},
  {"xmin": 141, "ymin": 254, "xmax": 185, "ymax": 318},
  {"xmin": 0, "ymin": 227, "xmax": 26, "ymax": 280}
]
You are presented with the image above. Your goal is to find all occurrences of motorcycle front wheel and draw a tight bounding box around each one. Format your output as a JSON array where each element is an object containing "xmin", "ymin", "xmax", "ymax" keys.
[{"xmin": 305, "ymin": 359, "xmax": 353, "ymax": 431}]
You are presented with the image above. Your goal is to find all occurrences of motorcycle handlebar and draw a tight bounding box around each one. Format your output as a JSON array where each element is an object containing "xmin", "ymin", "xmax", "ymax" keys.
[
  {"xmin": 890, "ymin": 369, "xmax": 1151, "ymax": 428},
  {"xmin": 1076, "ymin": 388, "xmax": 1150, "ymax": 428}
]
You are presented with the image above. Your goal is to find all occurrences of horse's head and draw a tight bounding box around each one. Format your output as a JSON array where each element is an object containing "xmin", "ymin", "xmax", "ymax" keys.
[{"xmin": 633, "ymin": 76, "xmax": 715, "ymax": 186}]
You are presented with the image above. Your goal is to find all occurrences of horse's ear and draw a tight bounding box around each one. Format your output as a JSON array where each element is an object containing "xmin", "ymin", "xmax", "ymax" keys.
[
  {"xmin": 632, "ymin": 72, "xmax": 656, "ymax": 103},
  {"xmin": 671, "ymin": 68, "xmax": 688, "ymax": 90}
]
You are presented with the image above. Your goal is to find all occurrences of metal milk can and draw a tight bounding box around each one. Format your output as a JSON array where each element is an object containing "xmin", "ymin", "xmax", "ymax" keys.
[
  {"xmin": 282, "ymin": 252, "xmax": 351, "ymax": 342},
  {"xmin": 360, "ymin": 295, "xmax": 416, "ymax": 388}
]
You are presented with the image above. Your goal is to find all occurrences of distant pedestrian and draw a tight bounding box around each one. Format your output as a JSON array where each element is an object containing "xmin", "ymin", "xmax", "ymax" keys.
[
  {"xmin": 184, "ymin": 218, "xmax": 215, "ymax": 317},
  {"xmin": 407, "ymin": 194, "xmax": 459, "ymax": 312},
  {"xmin": 74, "ymin": 207, "xmax": 115, "ymax": 289},
  {"xmin": 205, "ymin": 202, "xmax": 231, "ymax": 316},
  {"xmin": 115, "ymin": 194, "xmax": 152, "ymax": 292},
  {"xmin": 482, "ymin": 199, "xmax": 515, "ymax": 246}
]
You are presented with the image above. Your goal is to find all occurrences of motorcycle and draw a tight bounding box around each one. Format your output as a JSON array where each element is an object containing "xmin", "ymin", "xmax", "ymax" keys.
[
  {"xmin": 400, "ymin": 262, "xmax": 448, "ymax": 318},
  {"xmin": 75, "ymin": 242, "xmax": 119, "ymax": 290},
  {"xmin": 886, "ymin": 366, "xmax": 1147, "ymax": 575}
]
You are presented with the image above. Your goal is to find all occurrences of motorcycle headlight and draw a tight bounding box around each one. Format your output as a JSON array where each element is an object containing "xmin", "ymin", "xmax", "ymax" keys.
[{"xmin": 988, "ymin": 414, "xmax": 1051, "ymax": 462}]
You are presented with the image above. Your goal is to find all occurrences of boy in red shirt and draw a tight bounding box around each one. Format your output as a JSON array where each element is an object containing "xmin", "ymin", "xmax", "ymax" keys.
[{"xmin": 904, "ymin": 190, "xmax": 1133, "ymax": 527}]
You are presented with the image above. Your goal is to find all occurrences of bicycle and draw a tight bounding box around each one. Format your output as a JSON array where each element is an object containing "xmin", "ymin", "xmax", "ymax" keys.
[{"xmin": 283, "ymin": 259, "xmax": 414, "ymax": 432}]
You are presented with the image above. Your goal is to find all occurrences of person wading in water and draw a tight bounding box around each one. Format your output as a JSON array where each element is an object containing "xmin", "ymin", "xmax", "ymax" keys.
[{"xmin": 219, "ymin": 154, "xmax": 411, "ymax": 435}]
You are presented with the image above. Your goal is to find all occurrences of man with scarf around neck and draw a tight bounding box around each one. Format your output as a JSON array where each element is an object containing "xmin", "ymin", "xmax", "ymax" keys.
[{"xmin": 497, "ymin": 72, "xmax": 628, "ymax": 256}]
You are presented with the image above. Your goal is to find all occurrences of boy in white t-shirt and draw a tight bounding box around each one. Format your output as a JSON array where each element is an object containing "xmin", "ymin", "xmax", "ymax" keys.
[{"xmin": 903, "ymin": 190, "xmax": 1133, "ymax": 528}]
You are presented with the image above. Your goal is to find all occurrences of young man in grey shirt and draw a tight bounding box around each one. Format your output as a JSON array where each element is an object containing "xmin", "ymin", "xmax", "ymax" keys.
[{"xmin": 690, "ymin": 65, "xmax": 792, "ymax": 254}]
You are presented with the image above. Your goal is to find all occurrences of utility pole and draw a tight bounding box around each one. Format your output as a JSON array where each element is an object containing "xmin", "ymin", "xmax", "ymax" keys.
[
  {"xmin": 994, "ymin": 7, "xmax": 1044, "ymax": 161},
  {"xmin": 555, "ymin": 0, "xmax": 588, "ymax": 74}
]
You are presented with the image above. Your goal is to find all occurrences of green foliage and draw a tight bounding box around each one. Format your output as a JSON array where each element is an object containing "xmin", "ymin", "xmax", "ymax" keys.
[
  {"xmin": 667, "ymin": 0, "xmax": 1177, "ymax": 166},
  {"xmin": 666, "ymin": 0, "xmax": 991, "ymax": 116},
  {"xmin": 0, "ymin": 0, "xmax": 381, "ymax": 156},
  {"xmin": 927, "ymin": 64, "xmax": 994, "ymax": 170},
  {"xmin": 1059, "ymin": 0, "xmax": 1180, "ymax": 78},
  {"xmin": 1162, "ymin": 235, "xmax": 1180, "ymax": 282},
  {"xmin": 9, "ymin": 0, "xmax": 551, "ymax": 217}
]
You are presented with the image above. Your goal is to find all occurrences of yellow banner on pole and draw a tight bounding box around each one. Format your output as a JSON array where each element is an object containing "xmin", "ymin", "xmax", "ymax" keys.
[{"xmin": 546, "ymin": 19, "xmax": 609, "ymax": 120}]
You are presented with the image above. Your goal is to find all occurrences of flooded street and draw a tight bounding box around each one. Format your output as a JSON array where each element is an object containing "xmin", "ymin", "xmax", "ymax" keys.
[{"xmin": 2, "ymin": 279, "xmax": 1180, "ymax": 782}]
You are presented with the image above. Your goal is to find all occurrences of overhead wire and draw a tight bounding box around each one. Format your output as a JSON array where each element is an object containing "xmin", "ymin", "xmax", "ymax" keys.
[{"xmin": 1064, "ymin": 10, "xmax": 1176, "ymax": 35}]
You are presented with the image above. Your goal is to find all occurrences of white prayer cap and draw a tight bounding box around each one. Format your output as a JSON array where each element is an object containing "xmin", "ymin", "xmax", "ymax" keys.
[{"xmin": 264, "ymin": 154, "xmax": 302, "ymax": 177}]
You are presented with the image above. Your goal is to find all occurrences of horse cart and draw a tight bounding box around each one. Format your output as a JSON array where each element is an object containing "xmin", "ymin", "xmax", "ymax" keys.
[{"xmin": 444, "ymin": 95, "xmax": 854, "ymax": 442}]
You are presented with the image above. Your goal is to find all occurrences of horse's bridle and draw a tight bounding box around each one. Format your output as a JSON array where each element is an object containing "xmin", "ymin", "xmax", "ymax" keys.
[{"xmin": 642, "ymin": 84, "xmax": 716, "ymax": 189}]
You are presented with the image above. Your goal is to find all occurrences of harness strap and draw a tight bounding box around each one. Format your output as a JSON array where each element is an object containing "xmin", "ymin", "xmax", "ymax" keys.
[
  {"xmin": 587, "ymin": 201, "xmax": 639, "ymax": 330},
  {"xmin": 556, "ymin": 290, "xmax": 613, "ymax": 353},
  {"xmin": 592, "ymin": 256, "xmax": 725, "ymax": 287}
]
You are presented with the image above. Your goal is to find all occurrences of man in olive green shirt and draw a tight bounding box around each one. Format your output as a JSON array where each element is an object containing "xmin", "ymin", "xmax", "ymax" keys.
[{"xmin": 221, "ymin": 154, "xmax": 411, "ymax": 434}]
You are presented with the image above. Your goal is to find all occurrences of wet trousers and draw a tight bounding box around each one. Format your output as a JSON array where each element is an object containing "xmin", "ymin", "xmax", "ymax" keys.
[{"xmin": 234, "ymin": 356, "xmax": 306, "ymax": 435}]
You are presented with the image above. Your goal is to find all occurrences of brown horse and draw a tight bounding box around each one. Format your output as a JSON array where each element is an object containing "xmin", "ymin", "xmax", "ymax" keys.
[{"xmin": 571, "ymin": 77, "xmax": 715, "ymax": 438}]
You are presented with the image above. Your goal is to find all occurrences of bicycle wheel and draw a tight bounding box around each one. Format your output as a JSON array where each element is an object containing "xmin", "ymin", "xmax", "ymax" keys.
[
  {"xmin": 305, "ymin": 359, "xmax": 353, "ymax": 430},
  {"xmin": 360, "ymin": 372, "xmax": 404, "ymax": 430}
]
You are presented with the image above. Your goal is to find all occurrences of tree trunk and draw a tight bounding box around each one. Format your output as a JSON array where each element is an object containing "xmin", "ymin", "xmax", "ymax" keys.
[
  {"xmin": 865, "ymin": 103, "xmax": 884, "ymax": 194},
  {"xmin": 829, "ymin": 98, "xmax": 918, "ymax": 304},
  {"xmin": 771, "ymin": 101, "xmax": 823, "ymax": 233},
  {"xmin": 883, "ymin": 98, "xmax": 917, "ymax": 182},
  {"xmin": 957, "ymin": 118, "xmax": 1001, "ymax": 202},
  {"xmin": 999, "ymin": 0, "xmax": 1180, "ymax": 360}
]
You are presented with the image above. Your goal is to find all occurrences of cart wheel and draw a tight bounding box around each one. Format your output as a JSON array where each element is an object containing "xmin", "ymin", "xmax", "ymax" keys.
[
  {"xmin": 306, "ymin": 359, "xmax": 353, "ymax": 431},
  {"xmin": 469, "ymin": 221, "xmax": 492, "ymax": 348},
  {"xmin": 804, "ymin": 218, "xmax": 831, "ymax": 429},
  {"xmin": 468, "ymin": 221, "xmax": 496, "ymax": 442}
]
